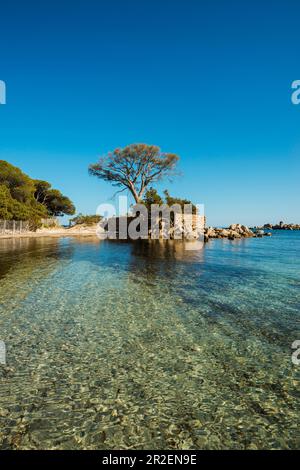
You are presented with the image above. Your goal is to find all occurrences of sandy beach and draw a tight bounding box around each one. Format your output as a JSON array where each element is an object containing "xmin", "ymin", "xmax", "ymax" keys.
[{"xmin": 0, "ymin": 226, "xmax": 98, "ymax": 240}]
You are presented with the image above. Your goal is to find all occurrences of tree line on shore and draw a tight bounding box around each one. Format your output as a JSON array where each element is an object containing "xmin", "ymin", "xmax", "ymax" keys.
[{"xmin": 0, "ymin": 160, "xmax": 75, "ymax": 227}]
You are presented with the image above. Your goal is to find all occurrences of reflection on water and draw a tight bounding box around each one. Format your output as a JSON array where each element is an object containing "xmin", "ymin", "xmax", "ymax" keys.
[
  {"xmin": 130, "ymin": 239, "xmax": 206, "ymax": 261},
  {"xmin": 0, "ymin": 234, "xmax": 299, "ymax": 449}
]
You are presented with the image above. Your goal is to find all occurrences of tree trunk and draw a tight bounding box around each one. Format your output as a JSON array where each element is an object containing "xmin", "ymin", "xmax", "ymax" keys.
[{"xmin": 128, "ymin": 182, "xmax": 141, "ymax": 204}]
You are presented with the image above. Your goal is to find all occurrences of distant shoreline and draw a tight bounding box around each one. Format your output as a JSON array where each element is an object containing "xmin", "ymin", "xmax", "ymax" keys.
[{"xmin": 0, "ymin": 223, "xmax": 299, "ymax": 241}]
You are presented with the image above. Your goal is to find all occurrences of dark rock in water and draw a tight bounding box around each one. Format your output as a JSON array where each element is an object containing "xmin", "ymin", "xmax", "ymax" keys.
[
  {"xmin": 260, "ymin": 222, "xmax": 300, "ymax": 231},
  {"xmin": 203, "ymin": 222, "xmax": 278, "ymax": 241}
]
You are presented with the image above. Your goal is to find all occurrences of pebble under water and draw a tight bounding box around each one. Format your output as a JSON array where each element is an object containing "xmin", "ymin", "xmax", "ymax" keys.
[{"xmin": 0, "ymin": 232, "xmax": 299, "ymax": 449}]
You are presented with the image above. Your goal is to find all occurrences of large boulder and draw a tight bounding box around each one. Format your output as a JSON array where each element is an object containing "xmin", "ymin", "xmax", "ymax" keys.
[
  {"xmin": 206, "ymin": 227, "xmax": 217, "ymax": 238},
  {"xmin": 229, "ymin": 224, "xmax": 254, "ymax": 237},
  {"xmin": 228, "ymin": 230, "xmax": 242, "ymax": 239}
]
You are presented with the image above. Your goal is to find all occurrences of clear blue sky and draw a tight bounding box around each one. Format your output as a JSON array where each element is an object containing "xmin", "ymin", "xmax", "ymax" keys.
[{"xmin": 0, "ymin": 0, "xmax": 299, "ymax": 226}]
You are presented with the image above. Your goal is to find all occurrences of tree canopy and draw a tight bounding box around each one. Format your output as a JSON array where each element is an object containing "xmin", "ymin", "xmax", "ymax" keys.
[
  {"xmin": 163, "ymin": 190, "xmax": 197, "ymax": 214},
  {"xmin": 0, "ymin": 160, "xmax": 37, "ymax": 203},
  {"xmin": 142, "ymin": 187, "xmax": 164, "ymax": 210},
  {"xmin": 34, "ymin": 180, "xmax": 75, "ymax": 216},
  {"xmin": 89, "ymin": 144, "xmax": 179, "ymax": 203},
  {"xmin": 143, "ymin": 188, "xmax": 197, "ymax": 214},
  {"xmin": 0, "ymin": 160, "xmax": 75, "ymax": 221}
]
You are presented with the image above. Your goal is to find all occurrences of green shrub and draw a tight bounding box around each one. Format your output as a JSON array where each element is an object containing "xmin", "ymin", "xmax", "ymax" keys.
[{"xmin": 70, "ymin": 214, "xmax": 102, "ymax": 226}]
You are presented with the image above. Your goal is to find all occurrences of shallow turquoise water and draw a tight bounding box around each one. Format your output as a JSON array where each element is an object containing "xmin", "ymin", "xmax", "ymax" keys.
[{"xmin": 0, "ymin": 232, "xmax": 299, "ymax": 449}]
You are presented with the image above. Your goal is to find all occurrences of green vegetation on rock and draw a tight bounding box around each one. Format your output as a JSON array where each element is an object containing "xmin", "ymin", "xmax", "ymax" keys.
[{"xmin": 143, "ymin": 187, "xmax": 197, "ymax": 214}]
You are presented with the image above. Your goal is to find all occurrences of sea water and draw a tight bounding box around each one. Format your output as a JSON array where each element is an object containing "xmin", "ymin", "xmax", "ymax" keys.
[{"xmin": 0, "ymin": 231, "xmax": 299, "ymax": 449}]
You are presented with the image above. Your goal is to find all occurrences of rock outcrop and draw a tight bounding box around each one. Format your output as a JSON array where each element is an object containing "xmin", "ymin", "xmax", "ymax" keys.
[
  {"xmin": 204, "ymin": 224, "xmax": 271, "ymax": 242},
  {"xmin": 260, "ymin": 222, "xmax": 300, "ymax": 231}
]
